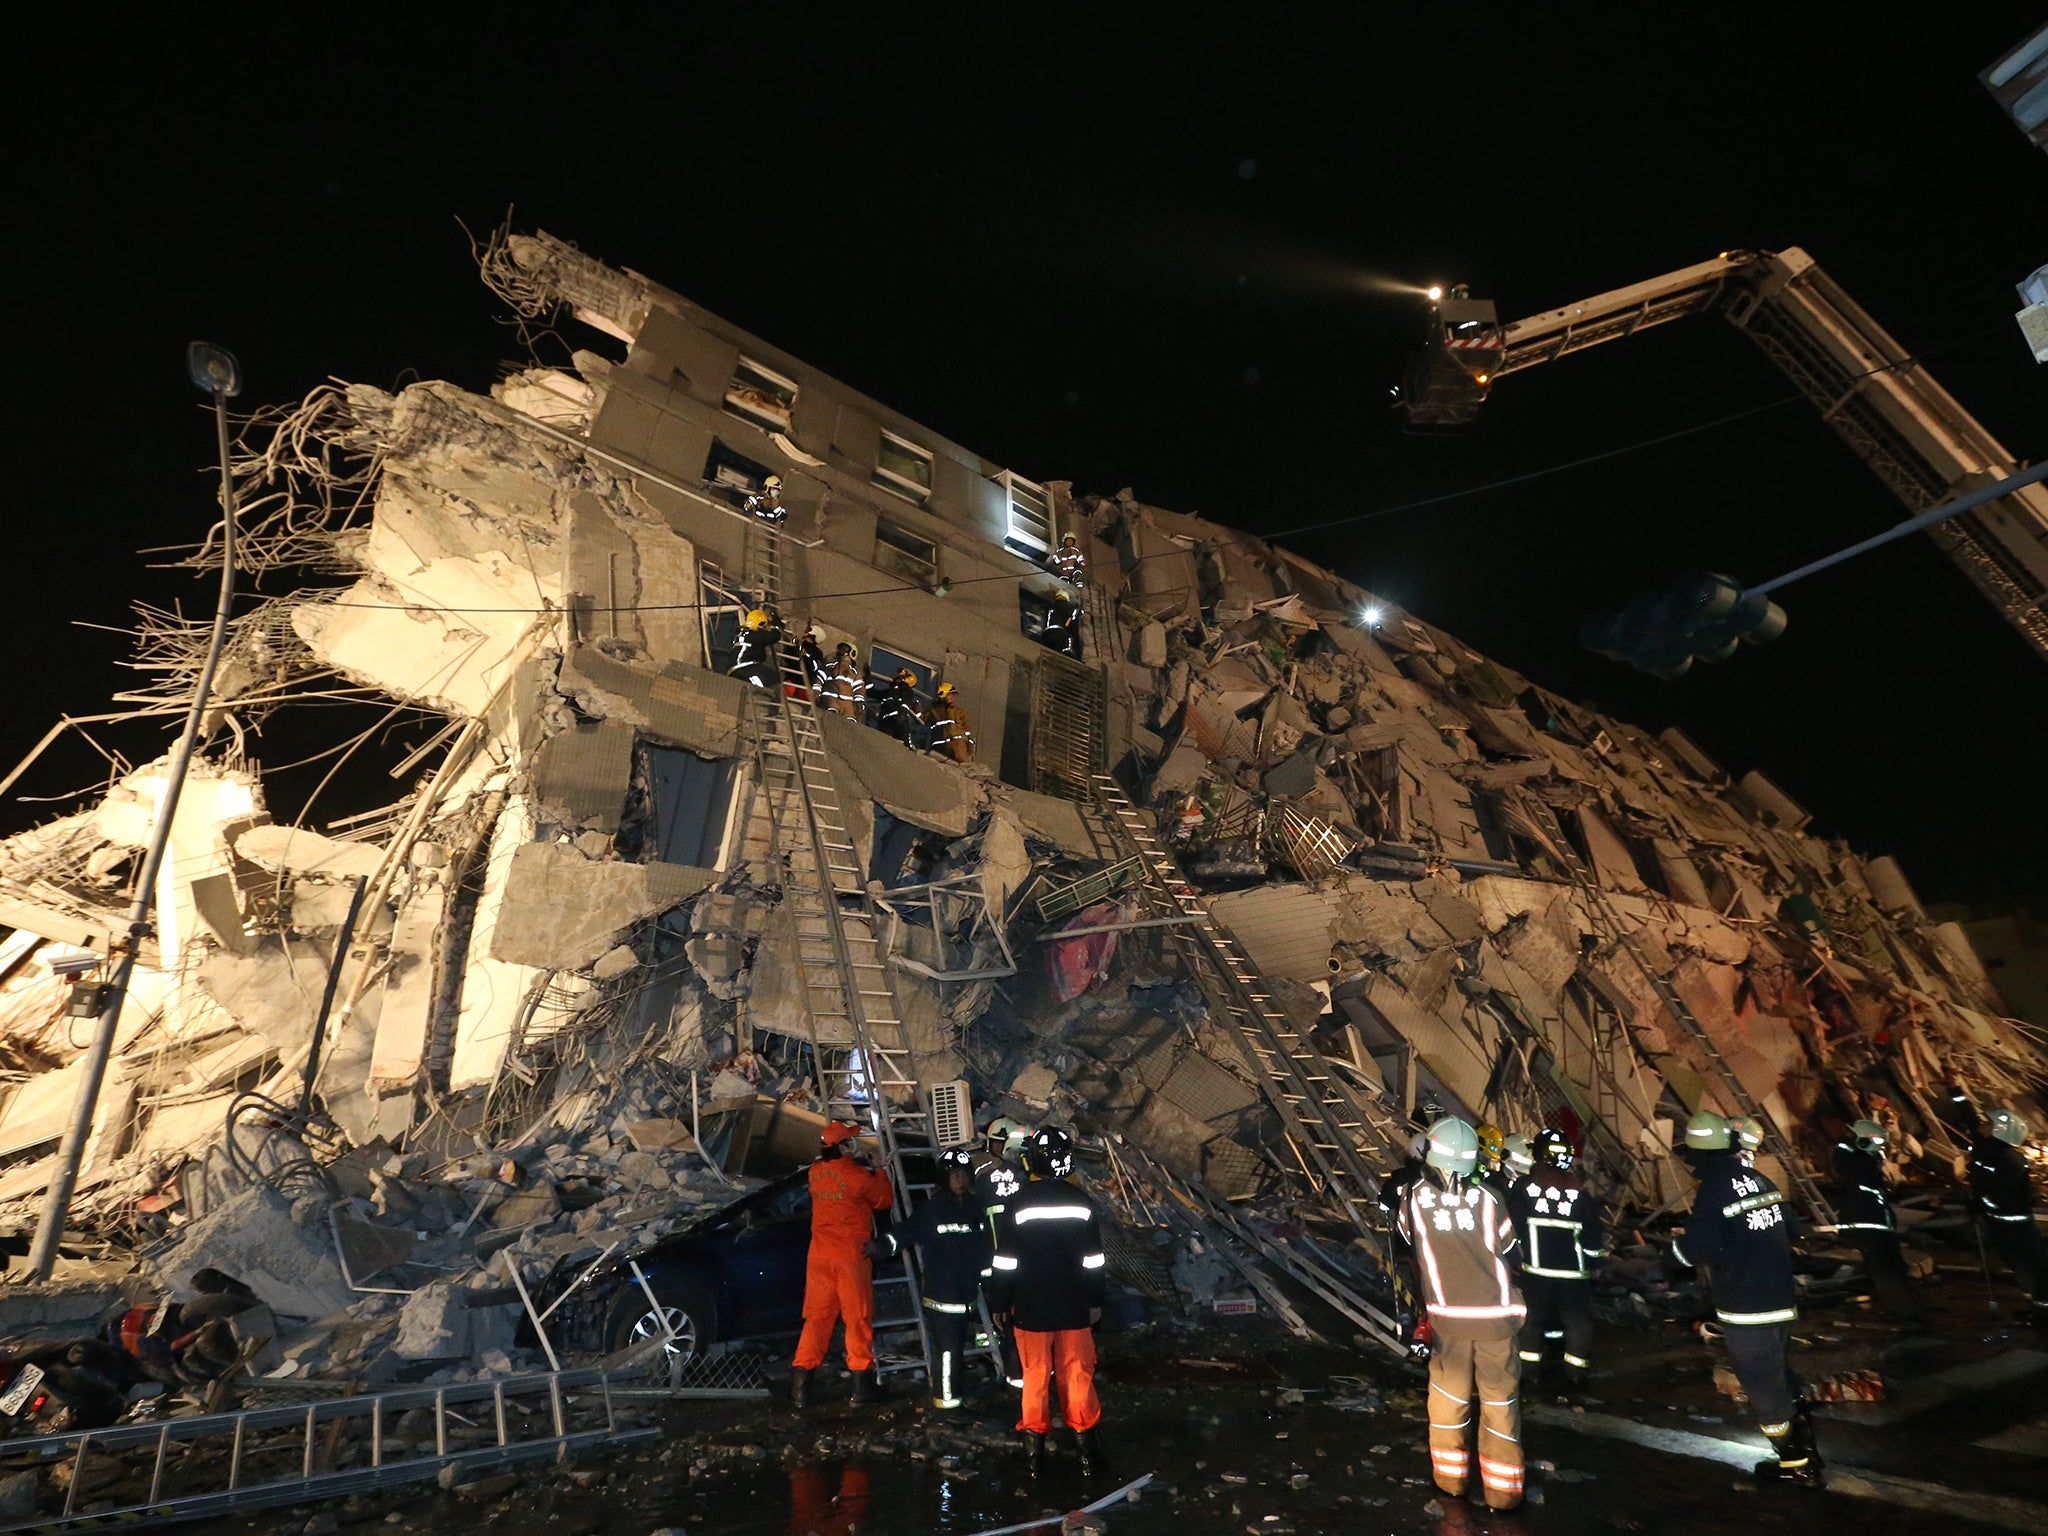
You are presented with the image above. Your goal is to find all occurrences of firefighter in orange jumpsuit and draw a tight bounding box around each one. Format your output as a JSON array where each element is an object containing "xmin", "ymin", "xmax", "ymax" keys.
[
  {"xmin": 988, "ymin": 1126, "xmax": 1108, "ymax": 1479},
  {"xmin": 790, "ymin": 1122, "xmax": 894, "ymax": 1406}
]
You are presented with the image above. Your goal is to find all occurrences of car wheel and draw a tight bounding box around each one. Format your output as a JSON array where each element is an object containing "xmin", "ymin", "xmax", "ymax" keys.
[{"xmin": 606, "ymin": 1277, "xmax": 718, "ymax": 1364}]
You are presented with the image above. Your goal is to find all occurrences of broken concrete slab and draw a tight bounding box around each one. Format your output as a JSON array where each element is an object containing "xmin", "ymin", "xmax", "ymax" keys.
[
  {"xmin": 148, "ymin": 1186, "xmax": 355, "ymax": 1320},
  {"xmin": 486, "ymin": 842, "xmax": 716, "ymax": 971}
]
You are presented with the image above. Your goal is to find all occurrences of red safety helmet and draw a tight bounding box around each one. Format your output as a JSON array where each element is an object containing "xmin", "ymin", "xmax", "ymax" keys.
[{"xmin": 821, "ymin": 1122, "xmax": 859, "ymax": 1148}]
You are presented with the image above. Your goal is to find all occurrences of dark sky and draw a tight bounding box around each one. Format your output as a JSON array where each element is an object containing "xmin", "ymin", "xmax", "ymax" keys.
[{"xmin": 13, "ymin": 12, "xmax": 2048, "ymax": 912}]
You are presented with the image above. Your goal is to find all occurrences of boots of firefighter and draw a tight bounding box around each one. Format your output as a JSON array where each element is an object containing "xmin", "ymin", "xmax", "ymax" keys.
[
  {"xmin": 789, "ymin": 1368, "xmax": 811, "ymax": 1408},
  {"xmin": 1758, "ymin": 1422, "xmax": 1824, "ymax": 1488},
  {"xmin": 1561, "ymin": 1362, "xmax": 1590, "ymax": 1400},
  {"xmin": 1023, "ymin": 1430, "xmax": 1046, "ymax": 1480},
  {"xmin": 1076, "ymin": 1427, "xmax": 1102, "ymax": 1478},
  {"xmin": 850, "ymin": 1368, "xmax": 880, "ymax": 1405}
]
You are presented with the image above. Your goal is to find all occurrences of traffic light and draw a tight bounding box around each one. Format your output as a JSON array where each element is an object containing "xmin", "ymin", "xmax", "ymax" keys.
[{"xmin": 1580, "ymin": 570, "xmax": 1786, "ymax": 678}]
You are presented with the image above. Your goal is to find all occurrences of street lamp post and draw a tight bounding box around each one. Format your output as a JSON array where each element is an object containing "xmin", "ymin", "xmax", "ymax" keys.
[{"xmin": 23, "ymin": 344, "xmax": 244, "ymax": 1281}]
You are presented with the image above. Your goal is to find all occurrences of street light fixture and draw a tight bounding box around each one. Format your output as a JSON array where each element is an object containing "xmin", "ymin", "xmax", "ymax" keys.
[{"xmin": 24, "ymin": 344, "xmax": 245, "ymax": 1280}]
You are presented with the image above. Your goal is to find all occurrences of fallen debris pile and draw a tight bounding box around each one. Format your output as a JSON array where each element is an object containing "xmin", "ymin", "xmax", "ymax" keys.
[{"xmin": 0, "ymin": 228, "xmax": 2038, "ymax": 1490}]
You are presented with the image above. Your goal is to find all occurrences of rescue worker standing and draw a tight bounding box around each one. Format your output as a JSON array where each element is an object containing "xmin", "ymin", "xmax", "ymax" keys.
[
  {"xmin": 1049, "ymin": 532, "xmax": 1087, "ymax": 586},
  {"xmin": 730, "ymin": 607, "xmax": 784, "ymax": 689},
  {"xmin": 975, "ymin": 1117, "xmax": 1029, "ymax": 1387},
  {"xmin": 988, "ymin": 1127, "xmax": 1107, "ymax": 1479},
  {"xmin": 923, "ymin": 682, "xmax": 976, "ymax": 764},
  {"xmin": 1969, "ymin": 1108, "xmax": 2043, "ymax": 1311},
  {"xmin": 1832, "ymin": 1118, "xmax": 1923, "ymax": 1324},
  {"xmin": 1041, "ymin": 590, "xmax": 1082, "ymax": 659},
  {"xmin": 873, "ymin": 668, "xmax": 924, "ymax": 745},
  {"xmin": 1509, "ymin": 1129, "xmax": 1604, "ymax": 1397},
  {"xmin": 1397, "ymin": 1116, "xmax": 1526, "ymax": 1512},
  {"xmin": 1673, "ymin": 1111, "xmax": 1820, "ymax": 1487},
  {"xmin": 869, "ymin": 1147, "xmax": 991, "ymax": 1410},
  {"xmin": 791, "ymin": 1123, "xmax": 894, "ymax": 1407},
  {"xmin": 745, "ymin": 474, "xmax": 787, "ymax": 524},
  {"xmin": 799, "ymin": 628, "xmax": 830, "ymax": 695},
  {"xmin": 820, "ymin": 643, "xmax": 867, "ymax": 719}
]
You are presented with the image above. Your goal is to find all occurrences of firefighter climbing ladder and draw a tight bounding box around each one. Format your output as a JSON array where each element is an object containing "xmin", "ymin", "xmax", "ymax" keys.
[
  {"xmin": 0, "ymin": 1368, "xmax": 652, "ymax": 1534},
  {"xmin": 737, "ymin": 520, "xmax": 1003, "ymax": 1389},
  {"xmin": 1517, "ymin": 796, "xmax": 1838, "ymax": 1225},
  {"xmin": 1081, "ymin": 774, "xmax": 1407, "ymax": 1348}
]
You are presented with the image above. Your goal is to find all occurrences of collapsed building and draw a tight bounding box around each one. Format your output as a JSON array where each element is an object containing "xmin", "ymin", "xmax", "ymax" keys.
[{"xmin": 0, "ymin": 228, "xmax": 2041, "ymax": 1369}]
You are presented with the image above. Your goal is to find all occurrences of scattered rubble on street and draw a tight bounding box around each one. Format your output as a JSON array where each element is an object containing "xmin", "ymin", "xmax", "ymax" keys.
[{"xmin": 0, "ymin": 227, "xmax": 2040, "ymax": 1531}]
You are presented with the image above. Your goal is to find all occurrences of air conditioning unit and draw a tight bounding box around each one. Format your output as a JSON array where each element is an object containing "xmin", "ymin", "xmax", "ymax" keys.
[{"xmin": 927, "ymin": 1080, "xmax": 974, "ymax": 1147}]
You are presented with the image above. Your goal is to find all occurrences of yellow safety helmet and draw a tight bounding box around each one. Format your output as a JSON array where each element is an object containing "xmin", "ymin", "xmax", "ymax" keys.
[
  {"xmin": 744, "ymin": 608, "xmax": 769, "ymax": 630},
  {"xmin": 935, "ymin": 682, "xmax": 955, "ymax": 700},
  {"xmin": 895, "ymin": 669, "xmax": 917, "ymax": 686},
  {"xmin": 762, "ymin": 474, "xmax": 782, "ymax": 490},
  {"xmin": 1053, "ymin": 589, "xmax": 1072, "ymax": 604},
  {"xmin": 1475, "ymin": 1122, "xmax": 1505, "ymax": 1165}
]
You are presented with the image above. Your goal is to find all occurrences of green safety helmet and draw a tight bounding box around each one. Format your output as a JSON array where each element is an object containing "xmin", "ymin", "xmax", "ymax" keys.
[
  {"xmin": 1991, "ymin": 1108, "xmax": 2029, "ymax": 1147},
  {"xmin": 1683, "ymin": 1110, "xmax": 1731, "ymax": 1152},
  {"xmin": 1848, "ymin": 1118, "xmax": 1886, "ymax": 1152},
  {"xmin": 1725, "ymin": 1115, "xmax": 1765, "ymax": 1153},
  {"xmin": 1502, "ymin": 1133, "xmax": 1535, "ymax": 1176},
  {"xmin": 1424, "ymin": 1117, "xmax": 1479, "ymax": 1178}
]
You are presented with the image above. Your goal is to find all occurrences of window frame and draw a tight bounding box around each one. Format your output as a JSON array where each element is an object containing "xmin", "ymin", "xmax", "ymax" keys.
[
  {"xmin": 867, "ymin": 642, "xmax": 941, "ymax": 705},
  {"xmin": 723, "ymin": 355, "xmax": 800, "ymax": 435},
  {"xmin": 1002, "ymin": 470, "xmax": 1054, "ymax": 557},
  {"xmin": 872, "ymin": 430, "xmax": 935, "ymax": 504},
  {"xmin": 873, "ymin": 516, "xmax": 940, "ymax": 588}
]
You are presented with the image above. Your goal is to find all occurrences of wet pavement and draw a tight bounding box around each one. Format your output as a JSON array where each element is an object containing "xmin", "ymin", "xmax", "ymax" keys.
[{"xmin": 218, "ymin": 1265, "xmax": 2048, "ymax": 1536}]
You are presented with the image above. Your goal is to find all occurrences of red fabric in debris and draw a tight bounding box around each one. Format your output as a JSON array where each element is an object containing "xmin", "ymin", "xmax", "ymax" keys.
[{"xmin": 1046, "ymin": 901, "xmax": 1122, "ymax": 1003}]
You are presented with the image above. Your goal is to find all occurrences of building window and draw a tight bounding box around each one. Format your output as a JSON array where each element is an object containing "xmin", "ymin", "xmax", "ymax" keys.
[
  {"xmin": 874, "ymin": 518, "xmax": 939, "ymax": 588},
  {"xmin": 868, "ymin": 643, "xmax": 939, "ymax": 704},
  {"xmin": 873, "ymin": 431, "xmax": 934, "ymax": 504},
  {"xmin": 1003, "ymin": 471, "xmax": 1053, "ymax": 557},
  {"xmin": 724, "ymin": 356, "xmax": 798, "ymax": 434},
  {"xmin": 704, "ymin": 440, "xmax": 775, "ymax": 509}
]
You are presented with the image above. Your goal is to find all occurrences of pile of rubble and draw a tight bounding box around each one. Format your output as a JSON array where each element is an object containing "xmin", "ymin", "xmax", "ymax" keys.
[{"xmin": 0, "ymin": 228, "xmax": 2038, "ymax": 1411}]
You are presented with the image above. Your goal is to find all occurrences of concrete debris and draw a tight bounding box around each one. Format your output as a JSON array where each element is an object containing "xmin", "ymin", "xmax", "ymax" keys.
[{"xmin": 0, "ymin": 227, "xmax": 2038, "ymax": 1476}]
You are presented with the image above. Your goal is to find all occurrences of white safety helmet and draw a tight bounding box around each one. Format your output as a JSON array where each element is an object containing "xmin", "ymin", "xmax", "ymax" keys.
[
  {"xmin": 1502, "ymin": 1133, "xmax": 1535, "ymax": 1177},
  {"xmin": 1991, "ymin": 1108, "xmax": 2030, "ymax": 1147},
  {"xmin": 1423, "ymin": 1117, "xmax": 1479, "ymax": 1179}
]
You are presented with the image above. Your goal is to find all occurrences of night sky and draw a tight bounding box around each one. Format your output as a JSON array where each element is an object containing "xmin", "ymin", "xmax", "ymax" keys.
[{"xmin": 14, "ymin": 12, "xmax": 2047, "ymax": 912}]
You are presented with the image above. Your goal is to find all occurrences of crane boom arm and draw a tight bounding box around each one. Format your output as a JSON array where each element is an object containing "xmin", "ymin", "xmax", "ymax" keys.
[{"xmin": 1492, "ymin": 248, "xmax": 2048, "ymax": 661}]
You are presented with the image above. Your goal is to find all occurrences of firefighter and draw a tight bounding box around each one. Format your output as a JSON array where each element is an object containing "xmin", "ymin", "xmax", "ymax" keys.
[
  {"xmin": 799, "ymin": 628, "xmax": 830, "ymax": 694},
  {"xmin": 988, "ymin": 1126, "xmax": 1107, "ymax": 1480},
  {"xmin": 1831, "ymin": 1118, "xmax": 1923, "ymax": 1324},
  {"xmin": 1509, "ymin": 1129, "xmax": 1604, "ymax": 1398},
  {"xmin": 924, "ymin": 682, "xmax": 975, "ymax": 764},
  {"xmin": 1726, "ymin": 1114, "xmax": 1765, "ymax": 1165},
  {"xmin": 1968, "ymin": 1108, "xmax": 2042, "ymax": 1311},
  {"xmin": 873, "ymin": 668, "xmax": 924, "ymax": 745},
  {"xmin": 1673, "ymin": 1110, "xmax": 1820, "ymax": 1487},
  {"xmin": 729, "ymin": 608, "xmax": 784, "ymax": 689},
  {"xmin": 869, "ymin": 1147, "xmax": 992, "ymax": 1410},
  {"xmin": 1474, "ymin": 1122, "xmax": 1508, "ymax": 1184},
  {"xmin": 745, "ymin": 474, "xmax": 787, "ymax": 524},
  {"xmin": 1041, "ymin": 590, "xmax": 1082, "ymax": 659},
  {"xmin": 790, "ymin": 1122, "xmax": 894, "ymax": 1407},
  {"xmin": 974, "ymin": 1116, "xmax": 1029, "ymax": 1387},
  {"xmin": 819, "ymin": 643, "xmax": 867, "ymax": 719},
  {"xmin": 1049, "ymin": 532, "xmax": 1087, "ymax": 586},
  {"xmin": 1397, "ymin": 1117, "xmax": 1525, "ymax": 1511},
  {"xmin": 1501, "ymin": 1133, "xmax": 1536, "ymax": 1180}
]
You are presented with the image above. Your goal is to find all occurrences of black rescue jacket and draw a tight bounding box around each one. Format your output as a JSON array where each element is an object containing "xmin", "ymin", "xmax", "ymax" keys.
[
  {"xmin": 881, "ymin": 1187, "xmax": 993, "ymax": 1309},
  {"xmin": 988, "ymin": 1177, "xmax": 1108, "ymax": 1332},
  {"xmin": 1674, "ymin": 1151, "xmax": 1799, "ymax": 1326}
]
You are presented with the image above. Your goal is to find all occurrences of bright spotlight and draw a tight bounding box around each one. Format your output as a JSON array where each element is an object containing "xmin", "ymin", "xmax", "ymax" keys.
[
  {"xmin": 1363, "ymin": 606, "xmax": 1383, "ymax": 627},
  {"xmin": 1426, "ymin": 285, "xmax": 1444, "ymax": 302}
]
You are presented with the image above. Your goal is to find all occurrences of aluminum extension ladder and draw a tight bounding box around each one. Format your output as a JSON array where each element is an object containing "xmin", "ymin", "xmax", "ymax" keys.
[
  {"xmin": 1082, "ymin": 775, "xmax": 1410, "ymax": 1347},
  {"xmin": 738, "ymin": 519, "xmax": 1002, "ymax": 1392},
  {"xmin": 1110, "ymin": 1135, "xmax": 1402, "ymax": 1350},
  {"xmin": 0, "ymin": 1369, "xmax": 653, "ymax": 1534},
  {"xmin": 1516, "ymin": 795, "xmax": 1837, "ymax": 1225}
]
